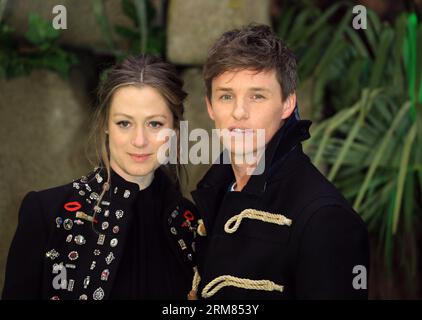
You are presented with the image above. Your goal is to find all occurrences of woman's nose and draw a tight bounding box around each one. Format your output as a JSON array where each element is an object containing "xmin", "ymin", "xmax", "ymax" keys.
[{"xmin": 131, "ymin": 127, "xmax": 148, "ymax": 147}]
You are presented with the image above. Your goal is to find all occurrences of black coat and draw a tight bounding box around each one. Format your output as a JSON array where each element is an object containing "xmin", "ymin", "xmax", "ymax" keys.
[
  {"xmin": 191, "ymin": 116, "xmax": 369, "ymax": 300},
  {"xmin": 2, "ymin": 168, "xmax": 199, "ymax": 300}
]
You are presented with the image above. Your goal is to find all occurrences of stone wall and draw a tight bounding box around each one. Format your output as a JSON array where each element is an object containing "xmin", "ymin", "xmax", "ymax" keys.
[
  {"xmin": 167, "ymin": 0, "xmax": 270, "ymax": 65},
  {"xmin": 0, "ymin": 70, "xmax": 92, "ymax": 293},
  {"xmin": 3, "ymin": 0, "xmax": 133, "ymax": 52}
]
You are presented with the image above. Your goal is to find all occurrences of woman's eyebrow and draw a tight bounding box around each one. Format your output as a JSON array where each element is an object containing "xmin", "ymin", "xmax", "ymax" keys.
[
  {"xmin": 145, "ymin": 114, "xmax": 167, "ymax": 120},
  {"xmin": 112, "ymin": 113, "xmax": 134, "ymax": 119},
  {"xmin": 112, "ymin": 113, "xmax": 167, "ymax": 120}
]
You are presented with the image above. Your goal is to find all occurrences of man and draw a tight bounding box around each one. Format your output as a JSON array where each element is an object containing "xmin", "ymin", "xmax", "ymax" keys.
[{"xmin": 191, "ymin": 24, "xmax": 369, "ymax": 299}]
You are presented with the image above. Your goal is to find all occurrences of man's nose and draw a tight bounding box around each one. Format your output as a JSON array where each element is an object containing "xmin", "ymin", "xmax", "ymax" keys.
[{"xmin": 231, "ymin": 100, "xmax": 249, "ymax": 120}]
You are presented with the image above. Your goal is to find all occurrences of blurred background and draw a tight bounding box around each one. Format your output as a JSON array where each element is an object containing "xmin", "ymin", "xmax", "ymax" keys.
[{"xmin": 0, "ymin": 0, "xmax": 421, "ymax": 299}]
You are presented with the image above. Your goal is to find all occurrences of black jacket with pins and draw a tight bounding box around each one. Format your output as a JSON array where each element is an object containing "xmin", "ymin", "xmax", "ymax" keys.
[
  {"xmin": 2, "ymin": 168, "xmax": 199, "ymax": 300},
  {"xmin": 191, "ymin": 115, "xmax": 369, "ymax": 300}
]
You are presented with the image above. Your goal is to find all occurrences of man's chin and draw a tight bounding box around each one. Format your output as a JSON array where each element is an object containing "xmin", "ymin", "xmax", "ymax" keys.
[{"xmin": 229, "ymin": 149, "xmax": 263, "ymax": 164}]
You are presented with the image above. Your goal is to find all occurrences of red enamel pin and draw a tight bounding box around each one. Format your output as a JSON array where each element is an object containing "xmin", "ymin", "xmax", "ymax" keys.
[
  {"xmin": 181, "ymin": 210, "xmax": 195, "ymax": 227},
  {"xmin": 183, "ymin": 210, "xmax": 194, "ymax": 221},
  {"xmin": 64, "ymin": 201, "xmax": 82, "ymax": 212}
]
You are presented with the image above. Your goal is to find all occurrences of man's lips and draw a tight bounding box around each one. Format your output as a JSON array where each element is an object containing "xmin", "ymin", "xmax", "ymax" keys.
[{"xmin": 227, "ymin": 127, "xmax": 255, "ymax": 135}]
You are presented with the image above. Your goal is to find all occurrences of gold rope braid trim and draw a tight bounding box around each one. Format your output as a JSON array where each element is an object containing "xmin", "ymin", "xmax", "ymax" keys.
[
  {"xmin": 224, "ymin": 208, "xmax": 292, "ymax": 234},
  {"xmin": 201, "ymin": 275, "xmax": 284, "ymax": 299},
  {"xmin": 187, "ymin": 266, "xmax": 201, "ymax": 300}
]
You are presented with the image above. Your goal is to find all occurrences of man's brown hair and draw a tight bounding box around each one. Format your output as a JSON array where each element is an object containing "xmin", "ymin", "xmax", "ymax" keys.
[{"xmin": 203, "ymin": 24, "xmax": 297, "ymax": 102}]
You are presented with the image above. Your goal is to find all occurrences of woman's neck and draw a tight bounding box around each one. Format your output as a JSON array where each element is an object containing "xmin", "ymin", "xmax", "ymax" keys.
[{"xmin": 132, "ymin": 172, "xmax": 154, "ymax": 191}]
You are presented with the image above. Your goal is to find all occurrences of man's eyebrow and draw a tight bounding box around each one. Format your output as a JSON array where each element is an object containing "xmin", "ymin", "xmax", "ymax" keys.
[
  {"xmin": 214, "ymin": 87, "xmax": 234, "ymax": 92},
  {"xmin": 248, "ymin": 87, "xmax": 271, "ymax": 92},
  {"xmin": 214, "ymin": 87, "xmax": 271, "ymax": 92}
]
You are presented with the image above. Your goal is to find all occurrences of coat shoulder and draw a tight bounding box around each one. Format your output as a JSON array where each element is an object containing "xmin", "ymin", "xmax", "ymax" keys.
[{"xmin": 295, "ymin": 204, "xmax": 369, "ymax": 299}]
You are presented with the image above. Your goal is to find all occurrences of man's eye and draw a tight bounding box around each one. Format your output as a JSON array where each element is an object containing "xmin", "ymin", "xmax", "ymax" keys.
[
  {"xmin": 116, "ymin": 121, "xmax": 130, "ymax": 128},
  {"xmin": 220, "ymin": 94, "xmax": 233, "ymax": 101},
  {"xmin": 252, "ymin": 94, "xmax": 265, "ymax": 100},
  {"xmin": 148, "ymin": 121, "xmax": 163, "ymax": 128}
]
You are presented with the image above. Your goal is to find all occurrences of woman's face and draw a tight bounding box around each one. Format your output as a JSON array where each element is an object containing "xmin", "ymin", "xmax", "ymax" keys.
[{"xmin": 107, "ymin": 85, "xmax": 174, "ymax": 184}]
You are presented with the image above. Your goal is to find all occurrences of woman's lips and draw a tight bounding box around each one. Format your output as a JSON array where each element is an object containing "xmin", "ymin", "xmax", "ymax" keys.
[{"xmin": 129, "ymin": 153, "xmax": 151, "ymax": 162}]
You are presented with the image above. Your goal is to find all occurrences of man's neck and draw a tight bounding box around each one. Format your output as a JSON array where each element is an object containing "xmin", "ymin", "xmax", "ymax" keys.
[
  {"xmin": 229, "ymin": 147, "xmax": 266, "ymax": 191},
  {"xmin": 231, "ymin": 162, "xmax": 253, "ymax": 191},
  {"xmin": 231, "ymin": 154, "xmax": 262, "ymax": 191}
]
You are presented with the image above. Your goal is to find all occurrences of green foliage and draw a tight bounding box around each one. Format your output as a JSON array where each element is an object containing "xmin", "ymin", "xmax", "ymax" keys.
[
  {"xmin": 92, "ymin": 0, "xmax": 165, "ymax": 60},
  {"xmin": 25, "ymin": 14, "xmax": 60, "ymax": 48},
  {"xmin": 276, "ymin": 1, "xmax": 416, "ymax": 122},
  {"xmin": 277, "ymin": 1, "xmax": 356, "ymax": 119},
  {"xmin": 300, "ymin": 4, "xmax": 422, "ymax": 287},
  {"xmin": 119, "ymin": 0, "xmax": 165, "ymax": 55},
  {"xmin": 0, "ymin": 13, "xmax": 78, "ymax": 79}
]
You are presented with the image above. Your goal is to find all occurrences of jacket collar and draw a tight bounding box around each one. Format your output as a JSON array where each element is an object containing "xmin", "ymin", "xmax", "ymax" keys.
[
  {"xmin": 81, "ymin": 166, "xmax": 181, "ymax": 209},
  {"xmin": 71, "ymin": 167, "xmax": 141, "ymax": 210},
  {"xmin": 243, "ymin": 114, "xmax": 311, "ymax": 195},
  {"xmin": 191, "ymin": 109, "xmax": 311, "ymax": 233},
  {"xmin": 194, "ymin": 111, "xmax": 312, "ymax": 196}
]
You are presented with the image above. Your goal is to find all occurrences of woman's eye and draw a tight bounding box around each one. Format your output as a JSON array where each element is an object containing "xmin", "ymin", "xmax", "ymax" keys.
[
  {"xmin": 116, "ymin": 121, "xmax": 131, "ymax": 128},
  {"xmin": 148, "ymin": 121, "xmax": 164, "ymax": 129}
]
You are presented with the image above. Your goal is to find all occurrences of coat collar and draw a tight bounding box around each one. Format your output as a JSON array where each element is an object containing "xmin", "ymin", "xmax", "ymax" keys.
[
  {"xmin": 243, "ymin": 114, "xmax": 312, "ymax": 195},
  {"xmin": 194, "ymin": 111, "xmax": 312, "ymax": 195},
  {"xmin": 191, "ymin": 111, "xmax": 311, "ymax": 232}
]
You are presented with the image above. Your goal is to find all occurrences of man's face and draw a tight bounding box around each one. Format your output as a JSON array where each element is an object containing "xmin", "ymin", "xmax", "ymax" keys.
[{"xmin": 206, "ymin": 69, "xmax": 296, "ymax": 156}]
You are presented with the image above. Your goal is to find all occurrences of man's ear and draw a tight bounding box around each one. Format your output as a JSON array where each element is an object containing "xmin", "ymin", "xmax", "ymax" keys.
[
  {"xmin": 205, "ymin": 95, "xmax": 215, "ymax": 121},
  {"xmin": 281, "ymin": 93, "xmax": 297, "ymax": 120}
]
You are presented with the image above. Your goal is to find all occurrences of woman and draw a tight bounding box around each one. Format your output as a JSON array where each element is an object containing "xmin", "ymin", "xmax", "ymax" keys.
[{"xmin": 2, "ymin": 55, "xmax": 201, "ymax": 300}]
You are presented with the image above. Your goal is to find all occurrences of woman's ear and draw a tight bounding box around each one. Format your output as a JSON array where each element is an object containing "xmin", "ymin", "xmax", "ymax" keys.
[{"xmin": 281, "ymin": 93, "xmax": 297, "ymax": 120}]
